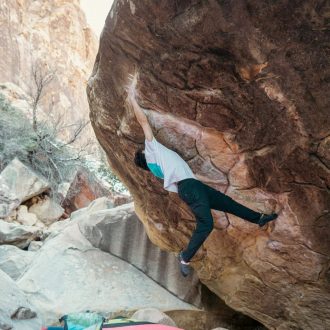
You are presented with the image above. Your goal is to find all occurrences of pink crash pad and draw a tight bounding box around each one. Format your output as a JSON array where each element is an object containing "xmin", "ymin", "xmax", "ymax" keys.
[{"xmin": 103, "ymin": 325, "xmax": 183, "ymax": 329}]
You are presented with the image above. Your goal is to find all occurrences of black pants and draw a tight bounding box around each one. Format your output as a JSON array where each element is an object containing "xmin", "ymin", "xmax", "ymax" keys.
[{"xmin": 178, "ymin": 178, "xmax": 261, "ymax": 262}]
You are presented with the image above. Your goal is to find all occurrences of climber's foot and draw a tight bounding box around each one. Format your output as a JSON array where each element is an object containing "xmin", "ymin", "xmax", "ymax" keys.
[
  {"xmin": 178, "ymin": 252, "xmax": 192, "ymax": 277},
  {"xmin": 258, "ymin": 213, "xmax": 278, "ymax": 227}
]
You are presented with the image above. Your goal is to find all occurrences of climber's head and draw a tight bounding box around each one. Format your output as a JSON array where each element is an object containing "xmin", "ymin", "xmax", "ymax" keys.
[{"xmin": 134, "ymin": 149, "xmax": 150, "ymax": 171}]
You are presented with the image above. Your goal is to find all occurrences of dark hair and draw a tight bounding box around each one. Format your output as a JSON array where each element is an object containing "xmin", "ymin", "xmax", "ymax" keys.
[{"xmin": 134, "ymin": 149, "xmax": 150, "ymax": 171}]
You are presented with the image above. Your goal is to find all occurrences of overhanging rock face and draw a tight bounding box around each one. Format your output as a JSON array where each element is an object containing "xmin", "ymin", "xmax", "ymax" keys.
[{"xmin": 87, "ymin": 1, "xmax": 330, "ymax": 329}]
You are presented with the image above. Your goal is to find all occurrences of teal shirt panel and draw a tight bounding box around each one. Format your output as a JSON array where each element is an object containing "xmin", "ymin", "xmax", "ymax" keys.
[{"xmin": 147, "ymin": 163, "xmax": 164, "ymax": 179}]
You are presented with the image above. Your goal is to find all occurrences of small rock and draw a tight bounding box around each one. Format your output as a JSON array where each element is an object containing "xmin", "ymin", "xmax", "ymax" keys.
[
  {"xmin": 17, "ymin": 205, "xmax": 38, "ymax": 226},
  {"xmin": 29, "ymin": 197, "xmax": 64, "ymax": 226},
  {"xmin": 28, "ymin": 241, "xmax": 43, "ymax": 252},
  {"xmin": 131, "ymin": 308, "xmax": 177, "ymax": 326},
  {"xmin": 0, "ymin": 321, "xmax": 12, "ymax": 330},
  {"xmin": 34, "ymin": 221, "xmax": 46, "ymax": 229},
  {"xmin": 11, "ymin": 307, "xmax": 36, "ymax": 320}
]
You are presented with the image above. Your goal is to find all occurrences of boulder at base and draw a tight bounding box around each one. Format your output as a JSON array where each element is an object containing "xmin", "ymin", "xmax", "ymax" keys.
[
  {"xmin": 0, "ymin": 220, "xmax": 42, "ymax": 248},
  {"xmin": 0, "ymin": 269, "xmax": 42, "ymax": 330},
  {"xmin": 17, "ymin": 220, "xmax": 196, "ymax": 325},
  {"xmin": 0, "ymin": 245, "xmax": 35, "ymax": 280},
  {"xmin": 79, "ymin": 201, "xmax": 202, "ymax": 306}
]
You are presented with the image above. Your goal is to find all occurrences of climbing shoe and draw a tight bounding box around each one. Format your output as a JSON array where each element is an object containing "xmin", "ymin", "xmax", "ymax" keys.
[
  {"xmin": 258, "ymin": 213, "xmax": 278, "ymax": 227},
  {"xmin": 178, "ymin": 252, "xmax": 192, "ymax": 277}
]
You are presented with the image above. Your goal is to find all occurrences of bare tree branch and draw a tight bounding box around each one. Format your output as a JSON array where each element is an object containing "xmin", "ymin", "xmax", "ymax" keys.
[{"xmin": 30, "ymin": 61, "xmax": 55, "ymax": 132}]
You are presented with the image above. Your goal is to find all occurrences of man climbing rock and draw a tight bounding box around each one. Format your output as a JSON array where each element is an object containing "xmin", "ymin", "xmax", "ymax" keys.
[{"xmin": 126, "ymin": 73, "xmax": 278, "ymax": 277}]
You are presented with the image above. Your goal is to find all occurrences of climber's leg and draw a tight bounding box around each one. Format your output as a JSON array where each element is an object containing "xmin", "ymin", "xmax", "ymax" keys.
[
  {"xmin": 178, "ymin": 179, "xmax": 214, "ymax": 262},
  {"xmin": 203, "ymin": 183, "xmax": 261, "ymax": 223},
  {"xmin": 202, "ymin": 182, "xmax": 278, "ymax": 226}
]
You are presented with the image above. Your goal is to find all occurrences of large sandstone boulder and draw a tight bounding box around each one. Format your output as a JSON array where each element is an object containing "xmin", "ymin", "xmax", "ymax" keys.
[
  {"xmin": 60, "ymin": 169, "xmax": 132, "ymax": 216},
  {"xmin": 60, "ymin": 169, "xmax": 110, "ymax": 214},
  {"xmin": 17, "ymin": 220, "xmax": 196, "ymax": 325},
  {"xmin": 87, "ymin": 1, "xmax": 330, "ymax": 329},
  {"xmin": 0, "ymin": 158, "xmax": 49, "ymax": 204},
  {"xmin": 0, "ymin": 220, "xmax": 42, "ymax": 248},
  {"xmin": 0, "ymin": 269, "xmax": 42, "ymax": 330}
]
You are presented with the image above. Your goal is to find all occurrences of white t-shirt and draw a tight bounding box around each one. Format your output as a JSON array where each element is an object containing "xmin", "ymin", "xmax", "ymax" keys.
[{"xmin": 144, "ymin": 137, "xmax": 196, "ymax": 193}]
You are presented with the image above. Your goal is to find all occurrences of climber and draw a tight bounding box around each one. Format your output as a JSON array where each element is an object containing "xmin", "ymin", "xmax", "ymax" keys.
[{"xmin": 126, "ymin": 73, "xmax": 278, "ymax": 277}]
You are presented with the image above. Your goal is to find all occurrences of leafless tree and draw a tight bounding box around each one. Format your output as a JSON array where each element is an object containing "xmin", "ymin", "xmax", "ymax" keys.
[
  {"xmin": 28, "ymin": 61, "xmax": 93, "ymax": 187},
  {"xmin": 31, "ymin": 61, "xmax": 55, "ymax": 132}
]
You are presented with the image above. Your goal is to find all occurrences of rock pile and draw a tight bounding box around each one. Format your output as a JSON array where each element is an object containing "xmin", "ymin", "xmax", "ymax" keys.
[
  {"xmin": 0, "ymin": 158, "xmax": 63, "ymax": 247},
  {"xmin": 0, "ymin": 159, "xmax": 209, "ymax": 328},
  {"xmin": 0, "ymin": 158, "xmax": 254, "ymax": 329}
]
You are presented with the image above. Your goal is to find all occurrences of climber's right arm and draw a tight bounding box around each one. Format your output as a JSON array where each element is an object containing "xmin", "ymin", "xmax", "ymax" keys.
[
  {"xmin": 129, "ymin": 96, "xmax": 154, "ymax": 142},
  {"xmin": 126, "ymin": 71, "xmax": 154, "ymax": 142}
]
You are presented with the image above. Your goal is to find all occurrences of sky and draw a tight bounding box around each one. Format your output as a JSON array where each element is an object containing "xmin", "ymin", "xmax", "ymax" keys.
[{"xmin": 80, "ymin": 0, "xmax": 114, "ymax": 36}]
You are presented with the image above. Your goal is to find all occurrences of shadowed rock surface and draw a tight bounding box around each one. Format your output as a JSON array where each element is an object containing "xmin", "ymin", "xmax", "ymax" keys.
[
  {"xmin": 87, "ymin": 1, "xmax": 330, "ymax": 329},
  {"xmin": 79, "ymin": 201, "xmax": 203, "ymax": 306}
]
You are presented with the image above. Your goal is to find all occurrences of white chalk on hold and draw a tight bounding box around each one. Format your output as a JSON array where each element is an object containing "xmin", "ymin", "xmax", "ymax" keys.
[
  {"xmin": 129, "ymin": 1, "xmax": 136, "ymax": 15},
  {"xmin": 127, "ymin": 70, "xmax": 139, "ymax": 99}
]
